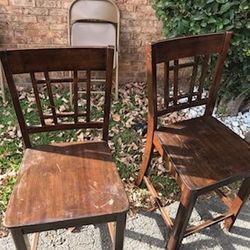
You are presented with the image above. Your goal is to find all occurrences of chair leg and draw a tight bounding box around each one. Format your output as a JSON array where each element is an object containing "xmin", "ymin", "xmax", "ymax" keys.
[
  {"xmin": 115, "ymin": 53, "xmax": 119, "ymax": 100},
  {"xmin": 224, "ymin": 177, "xmax": 250, "ymax": 231},
  {"xmin": 167, "ymin": 188, "xmax": 197, "ymax": 250},
  {"xmin": 135, "ymin": 134, "xmax": 155, "ymax": 186},
  {"xmin": 11, "ymin": 228, "xmax": 28, "ymax": 250},
  {"xmin": 114, "ymin": 213, "xmax": 127, "ymax": 250}
]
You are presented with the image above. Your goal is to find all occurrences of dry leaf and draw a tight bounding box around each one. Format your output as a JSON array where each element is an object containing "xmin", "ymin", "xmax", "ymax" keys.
[{"xmin": 112, "ymin": 114, "xmax": 121, "ymax": 122}]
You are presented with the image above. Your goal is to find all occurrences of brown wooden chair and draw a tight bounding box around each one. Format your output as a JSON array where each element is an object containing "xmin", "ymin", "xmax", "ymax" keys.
[
  {"xmin": 0, "ymin": 47, "xmax": 129, "ymax": 250},
  {"xmin": 135, "ymin": 32, "xmax": 250, "ymax": 249}
]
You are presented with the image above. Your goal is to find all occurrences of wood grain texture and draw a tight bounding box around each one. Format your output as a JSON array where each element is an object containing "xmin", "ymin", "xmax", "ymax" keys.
[
  {"xmin": 155, "ymin": 116, "xmax": 250, "ymax": 191},
  {"xmin": 4, "ymin": 141, "xmax": 129, "ymax": 228},
  {"xmin": 152, "ymin": 32, "xmax": 227, "ymax": 63},
  {"xmin": 2, "ymin": 47, "xmax": 107, "ymax": 74}
]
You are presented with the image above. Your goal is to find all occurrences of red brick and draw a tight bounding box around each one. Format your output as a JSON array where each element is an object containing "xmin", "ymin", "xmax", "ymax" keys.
[
  {"xmin": 0, "ymin": 0, "xmax": 163, "ymax": 83},
  {"xmin": 9, "ymin": 0, "xmax": 35, "ymax": 7}
]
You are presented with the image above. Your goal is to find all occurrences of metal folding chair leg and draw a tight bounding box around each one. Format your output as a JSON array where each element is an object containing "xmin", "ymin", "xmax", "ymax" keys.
[{"xmin": 115, "ymin": 52, "xmax": 119, "ymax": 100}]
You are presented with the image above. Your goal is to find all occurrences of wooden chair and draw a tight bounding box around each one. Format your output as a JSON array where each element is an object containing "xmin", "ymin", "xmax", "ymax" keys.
[
  {"xmin": 0, "ymin": 47, "xmax": 129, "ymax": 250},
  {"xmin": 135, "ymin": 32, "xmax": 250, "ymax": 249}
]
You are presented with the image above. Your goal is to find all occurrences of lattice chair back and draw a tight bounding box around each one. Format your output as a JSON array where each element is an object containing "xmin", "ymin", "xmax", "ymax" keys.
[
  {"xmin": 146, "ymin": 32, "xmax": 232, "ymax": 123},
  {"xmin": 0, "ymin": 47, "xmax": 114, "ymax": 148}
]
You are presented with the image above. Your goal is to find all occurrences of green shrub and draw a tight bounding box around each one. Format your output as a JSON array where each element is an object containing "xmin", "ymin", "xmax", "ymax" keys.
[{"xmin": 154, "ymin": 0, "xmax": 250, "ymax": 102}]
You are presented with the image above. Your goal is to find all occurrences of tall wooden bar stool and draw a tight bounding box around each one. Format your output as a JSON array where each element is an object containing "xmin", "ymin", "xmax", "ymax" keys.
[
  {"xmin": 0, "ymin": 47, "xmax": 129, "ymax": 250},
  {"xmin": 136, "ymin": 32, "xmax": 250, "ymax": 249}
]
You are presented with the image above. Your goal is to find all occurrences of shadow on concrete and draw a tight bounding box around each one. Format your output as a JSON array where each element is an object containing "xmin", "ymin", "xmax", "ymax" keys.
[{"xmin": 123, "ymin": 197, "xmax": 250, "ymax": 250}]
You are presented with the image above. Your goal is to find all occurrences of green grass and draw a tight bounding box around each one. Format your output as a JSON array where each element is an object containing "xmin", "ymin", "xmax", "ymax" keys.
[{"xmin": 151, "ymin": 175, "xmax": 180, "ymax": 198}]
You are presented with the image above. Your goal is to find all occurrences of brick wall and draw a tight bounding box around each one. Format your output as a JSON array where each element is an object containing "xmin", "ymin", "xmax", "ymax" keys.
[{"xmin": 0, "ymin": 0, "xmax": 163, "ymax": 83}]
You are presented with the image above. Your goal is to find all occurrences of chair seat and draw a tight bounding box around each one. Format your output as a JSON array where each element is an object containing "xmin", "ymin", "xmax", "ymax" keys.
[
  {"xmin": 155, "ymin": 116, "xmax": 250, "ymax": 191},
  {"xmin": 4, "ymin": 141, "xmax": 129, "ymax": 228}
]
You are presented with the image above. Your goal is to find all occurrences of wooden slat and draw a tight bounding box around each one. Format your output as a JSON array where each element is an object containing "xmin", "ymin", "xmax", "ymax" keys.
[
  {"xmin": 169, "ymin": 61, "xmax": 195, "ymax": 71},
  {"xmin": 43, "ymin": 112, "xmax": 87, "ymax": 119},
  {"xmin": 173, "ymin": 60, "xmax": 178, "ymax": 105},
  {"xmin": 78, "ymin": 90, "xmax": 105, "ymax": 94},
  {"xmin": 27, "ymin": 122, "xmax": 104, "ymax": 133},
  {"xmin": 143, "ymin": 176, "xmax": 174, "ymax": 229},
  {"xmin": 168, "ymin": 92, "xmax": 199, "ymax": 103},
  {"xmin": 197, "ymin": 55, "xmax": 209, "ymax": 100},
  {"xmin": 73, "ymin": 70, "xmax": 78, "ymax": 123},
  {"xmin": 30, "ymin": 72, "xmax": 45, "ymax": 126},
  {"xmin": 36, "ymin": 77, "xmax": 87, "ymax": 84},
  {"xmin": 164, "ymin": 61, "xmax": 170, "ymax": 107},
  {"xmin": 86, "ymin": 70, "xmax": 91, "ymax": 122},
  {"xmin": 184, "ymin": 212, "xmax": 233, "ymax": 237},
  {"xmin": 102, "ymin": 47, "xmax": 114, "ymax": 142},
  {"xmin": 44, "ymin": 71, "xmax": 57, "ymax": 124},
  {"xmin": 157, "ymin": 98, "xmax": 208, "ymax": 116},
  {"xmin": 188, "ymin": 56, "xmax": 200, "ymax": 102}
]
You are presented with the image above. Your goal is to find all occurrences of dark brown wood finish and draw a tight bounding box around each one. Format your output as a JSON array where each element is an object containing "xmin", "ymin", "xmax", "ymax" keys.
[
  {"xmin": 0, "ymin": 47, "xmax": 115, "ymax": 147},
  {"xmin": 197, "ymin": 55, "xmax": 209, "ymax": 100},
  {"xmin": 5, "ymin": 142, "xmax": 128, "ymax": 227},
  {"xmin": 73, "ymin": 70, "xmax": 79, "ymax": 123},
  {"xmin": 155, "ymin": 116, "xmax": 250, "ymax": 191},
  {"xmin": 136, "ymin": 32, "xmax": 250, "ymax": 249},
  {"xmin": 86, "ymin": 70, "xmax": 91, "ymax": 122},
  {"xmin": 1, "ymin": 47, "xmax": 129, "ymax": 250},
  {"xmin": 164, "ymin": 61, "xmax": 170, "ymax": 107},
  {"xmin": 30, "ymin": 72, "xmax": 45, "ymax": 126}
]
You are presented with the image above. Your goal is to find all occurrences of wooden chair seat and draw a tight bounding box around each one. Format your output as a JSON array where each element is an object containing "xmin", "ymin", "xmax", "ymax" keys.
[
  {"xmin": 4, "ymin": 141, "xmax": 129, "ymax": 229},
  {"xmin": 155, "ymin": 116, "xmax": 250, "ymax": 190}
]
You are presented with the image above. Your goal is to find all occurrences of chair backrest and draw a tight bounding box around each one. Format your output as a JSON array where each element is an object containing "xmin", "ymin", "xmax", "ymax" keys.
[
  {"xmin": 0, "ymin": 47, "xmax": 114, "ymax": 148},
  {"xmin": 69, "ymin": 0, "xmax": 120, "ymax": 51},
  {"xmin": 146, "ymin": 32, "xmax": 232, "ymax": 124}
]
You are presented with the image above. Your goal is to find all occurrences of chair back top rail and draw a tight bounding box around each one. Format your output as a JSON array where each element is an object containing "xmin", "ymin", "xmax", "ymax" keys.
[
  {"xmin": 146, "ymin": 32, "xmax": 232, "ymax": 119},
  {"xmin": 0, "ymin": 47, "xmax": 114, "ymax": 148},
  {"xmin": 69, "ymin": 0, "xmax": 120, "ymax": 25},
  {"xmin": 69, "ymin": 0, "xmax": 120, "ymax": 52},
  {"xmin": 1, "ymin": 47, "xmax": 110, "ymax": 74}
]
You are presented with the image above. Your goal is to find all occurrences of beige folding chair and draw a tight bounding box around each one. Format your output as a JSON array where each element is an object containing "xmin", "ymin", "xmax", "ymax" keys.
[{"xmin": 69, "ymin": 0, "xmax": 120, "ymax": 100}]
